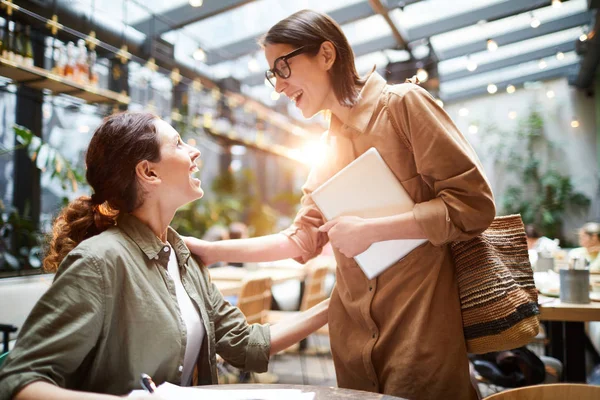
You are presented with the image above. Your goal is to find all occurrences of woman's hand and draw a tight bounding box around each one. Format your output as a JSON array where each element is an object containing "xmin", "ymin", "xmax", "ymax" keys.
[
  {"xmin": 182, "ymin": 236, "xmax": 215, "ymax": 265},
  {"xmin": 318, "ymin": 216, "xmax": 375, "ymax": 258}
]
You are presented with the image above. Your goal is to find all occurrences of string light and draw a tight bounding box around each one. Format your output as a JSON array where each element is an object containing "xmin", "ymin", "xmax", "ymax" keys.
[
  {"xmin": 556, "ymin": 51, "xmax": 564, "ymax": 60},
  {"xmin": 530, "ymin": 13, "xmax": 540, "ymax": 29},
  {"xmin": 580, "ymin": 33, "xmax": 588, "ymax": 42},
  {"xmin": 506, "ymin": 85, "xmax": 516, "ymax": 94},
  {"xmin": 538, "ymin": 59, "xmax": 547, "ymax": 69},
  {"xmin": 466, "ymin": 59, "xmax": 478, "ymax": 72},
  {"xmin": 487, "ymin": 84, "xmax": 498, "ymax": 94},
  {"xmin": 486, "ymin": 39, "xmax": 498, "ymax": 52},
  {"xmin": 546, "ymin": 90, "xmax": 555, "ymax": 99},
  {"xmin": 193, "ymin": 48, "xmax": 206, "ymax": 62},
  {"xmin": 571, "ymin": 118, "xmax": 580, "ymax": 128},
  {"xmin": 416, "ymin": 68, "xmax": 429, "ymax": 82}
]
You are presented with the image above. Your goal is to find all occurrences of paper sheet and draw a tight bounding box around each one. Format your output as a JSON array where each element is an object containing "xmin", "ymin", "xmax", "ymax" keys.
[{"xmin": 129, "ymin": 382, "xmax": 316, "ymax": 400}]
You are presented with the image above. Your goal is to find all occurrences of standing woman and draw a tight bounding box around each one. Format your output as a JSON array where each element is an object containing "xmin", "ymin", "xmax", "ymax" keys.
[{"xmin": 185, "ymin": 10, "xmax": 495, "ymax": 399}]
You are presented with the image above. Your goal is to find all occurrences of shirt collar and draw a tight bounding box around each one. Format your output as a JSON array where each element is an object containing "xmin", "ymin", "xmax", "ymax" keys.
[
  {"xmin": 329, "ymin": 71, "xmax": 387, "ymax": 137},
  {"xmin": 117, "ymin": 213, "xmax": 191, "ymax": 268}
]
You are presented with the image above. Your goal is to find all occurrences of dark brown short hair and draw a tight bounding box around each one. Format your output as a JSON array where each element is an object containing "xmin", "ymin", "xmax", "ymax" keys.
[
  {"xmin": 259, "ymin": 9, "xmax": 366, "ymax": 108},
  {"xmin": 44, "ymin": 112, "xmax": 160, "ymax": 272}
]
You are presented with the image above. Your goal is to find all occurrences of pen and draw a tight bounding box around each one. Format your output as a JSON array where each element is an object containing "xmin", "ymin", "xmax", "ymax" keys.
[{"xmin": 140, "ymin": 373, "xmax": 157, "ymax": 394}]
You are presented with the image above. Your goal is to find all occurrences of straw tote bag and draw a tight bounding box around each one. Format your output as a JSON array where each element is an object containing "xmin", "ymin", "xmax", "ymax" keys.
[{"xmin": 450, "ymin": 215, "xmax": 540, "ymax": 354}]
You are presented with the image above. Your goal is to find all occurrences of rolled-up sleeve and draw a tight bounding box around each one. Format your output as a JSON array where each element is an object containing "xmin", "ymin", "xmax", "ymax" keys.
[
  {"xmin": 208, "ymin": 278, "xmax": 271, "ymax": 373},
  {"xmin": 0, "ymin": 252, "xmax": 105, "ymax": 399},
  {"xmin": 389, "ymin": 85, "xmax": 496, "ymax": 246},
  {"xmin": 280, "ymin": 135, "xmax": 333, "ymax": 264}
]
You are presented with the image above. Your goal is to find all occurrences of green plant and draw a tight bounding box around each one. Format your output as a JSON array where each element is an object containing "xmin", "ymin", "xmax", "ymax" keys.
[
  {"xmin": 0, "ymin": 125, "xmax": 87, "ymax": 273},
  {"xmin": 171, "ymin": 167, "xmax": 301, "ymax": 239},
  {"xmin": 491, "ymin": 109, "xmax": 590, "ymax": 243}
]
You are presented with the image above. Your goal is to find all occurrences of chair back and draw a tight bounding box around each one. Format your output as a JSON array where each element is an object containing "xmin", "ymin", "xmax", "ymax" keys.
[
  {"xmin": 237, "ymin": 277, "xmax": 272, "ymax": 325},
  {"xmin": 300, "ymin": 265, "xmax": 329, "ymax": 311},
  {"xmin": 485, "ymin": 383, "xmax": 600, "ymax": 400}
]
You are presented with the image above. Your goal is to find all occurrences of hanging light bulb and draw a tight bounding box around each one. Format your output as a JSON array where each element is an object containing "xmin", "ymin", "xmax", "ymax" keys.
[
  {"xmin": 189, "ymin": 0, "xmax": 203, "ymax": 7},
  {"xmin": 508, "ymin": 111, "xmax": 517, "ymax": 120},
  {"xmin": 487, "ymin": 84, "xmax": 498, "ymax": 94},
  {"xmin": 506, "ymin": 85, "xmax": 516, "ymax": 94},
  {"xmin": 546, "ymin": 90, "xmax": 555, "ymax": 99},
  {"xmin": 571, "ymin": 118, "xmax": 580, "ymax": 128},
  {"xmin": 416, "ymin": 68, "xmax": 429, "ymax": 83},
  {"xmin": 466, "ymin": 56, "xmax": 478, "ymax": 72},
  {"xmin": 247, "ymin": 57, "xmax": 260, "ymax": 72},
  {"xmin": 530, "ymin": 13, "xmax": 540, "ymax": 28},
  {"xmin": 539, "ymin": 59, "xmax": 547, "ymax": 69},
  {"xmin": 551, "ymin": 0, "xmax": 562, "ymax": 8},
  {"xmin": 580, "ymin": 33, "xmax": 588, "ymax": 42},
  {"xmin": 486, "ymin": 39, "xmax": 498, "ymax": 52},
  {"xmin": 193, "ymin": 48, "xmax": 206, "ymax": 62},
  {"xmin": 556, "ymin": 51, "xmax": 564, "ymax": 60},
  {"xmin": 459, "ymin": 107, "xmax": 469, "ymax": 117}
]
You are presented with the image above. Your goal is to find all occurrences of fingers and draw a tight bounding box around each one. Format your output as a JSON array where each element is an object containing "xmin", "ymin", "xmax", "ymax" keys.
[{"xmin": 318, "ymin": 219, "xmax": 338, "ymax": 233}]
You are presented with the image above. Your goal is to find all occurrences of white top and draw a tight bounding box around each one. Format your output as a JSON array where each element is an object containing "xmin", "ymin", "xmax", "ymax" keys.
[{"xmin": 166, "ymin": 243, "xmax": 204, "ymax": 386}]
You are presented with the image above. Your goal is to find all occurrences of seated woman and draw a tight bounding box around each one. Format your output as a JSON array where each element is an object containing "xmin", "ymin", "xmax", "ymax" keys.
[
  {"xmin": 569, "ymin": 222, "xmax": 600, "ymax": 271},
  {"xmin": 0, "ymin": 112, "xmax": 328, "ymax": 400}
]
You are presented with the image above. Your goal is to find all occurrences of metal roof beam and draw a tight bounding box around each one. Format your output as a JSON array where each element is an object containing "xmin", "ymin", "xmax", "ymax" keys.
[
  {"xmin": 204, "ymin": 0, "xmax": 422, "ymax": 65},
  {"xmin": 440, "ymin": 39, "xmax": 576, "ymax": 82},
  {"xmin": 441, "ymin": 62, "xmax": 578, "ymax": 102},
  {"xmin": 438, "ymin": 11, "xmax": 591, "ymax": 60},
  {"xmin": 407, "ymin": 0, "xmax": 542, "ymax": 41},
  {"xmin": 132, "ymin": 0, "xmax": 257, "ymax": 37}
]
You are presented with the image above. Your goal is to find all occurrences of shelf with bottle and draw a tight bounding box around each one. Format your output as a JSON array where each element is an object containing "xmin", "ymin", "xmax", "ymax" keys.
[{"xmin": 0, "ymin": 20, "xmax": 128, "ymax": 105}]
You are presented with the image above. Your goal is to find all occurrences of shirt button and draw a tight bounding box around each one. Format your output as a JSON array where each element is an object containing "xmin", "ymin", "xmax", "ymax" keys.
[
  {"xmin": 369, "ymin": 286, "xmax": 373, "ymax": 291},
  {"xmin": 446, "ymin": 217, "xmax": 451, "ymax": 222},
  {"xmin": 164, "ymin": 246, "xmax": 170, "ymax": 252},
  {"xmin": 178, "ymin": 365, "xmax": 183, "ymax": 372}
]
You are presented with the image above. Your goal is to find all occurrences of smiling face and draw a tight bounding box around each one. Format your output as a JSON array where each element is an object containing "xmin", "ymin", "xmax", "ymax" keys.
[
  {"xmin": 264, "ymin": 42, "xmax": 336, "ymax": 118},
  {"xmin": 151, "ymin": 119, "xmax": 203, "ymax": 208}
]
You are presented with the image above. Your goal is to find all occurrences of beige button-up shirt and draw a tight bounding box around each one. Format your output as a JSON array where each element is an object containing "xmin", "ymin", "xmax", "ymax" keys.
[
  {"xmin": 0, "ymin": 213, "xmax": 270, "ymax": 398},
  {"xmin": 282, "ymin": 72, "xmax": 495, "ymax": 399}
]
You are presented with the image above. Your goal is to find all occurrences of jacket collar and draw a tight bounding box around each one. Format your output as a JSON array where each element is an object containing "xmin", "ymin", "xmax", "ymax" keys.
[
  {"xmin": 117, "ymin": 213, "xmax": 191, "ymax": 268},
  {"xmin": 329, "ymin": 72, "xmax": 387, "ymax": 137}
]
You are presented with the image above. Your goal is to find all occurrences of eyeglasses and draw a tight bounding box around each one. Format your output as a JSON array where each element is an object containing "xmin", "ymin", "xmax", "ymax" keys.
[{"xmin": 265, "ymin": 45, "xmax": 317, "ymax": 88}]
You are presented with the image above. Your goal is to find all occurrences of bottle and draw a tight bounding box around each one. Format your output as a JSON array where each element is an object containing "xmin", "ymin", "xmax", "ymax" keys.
[
  {"xmin": 23, "ymin": 25, "xmax": 33, "ymax": 67},
  {"xmin": 3, "ymin": 20, "xmax": 14, "ymax": 61},
  {"xmin": 0, "ymin": 20, "xmax": 5, "ymax": 58},
  {"xmin": 76, "ymin": 39, "xmax": 88, "ymax": 84},
  {"xmin": 64, "ymin": 41, "xmax": 75, "ymax": 79},
  {"xmin": 87, "ymin": 48, "xmax": 98, "ymax": 86},
  {"xmin": 13, "ymin": 22, "xmax": 23, "ymax": 64}
]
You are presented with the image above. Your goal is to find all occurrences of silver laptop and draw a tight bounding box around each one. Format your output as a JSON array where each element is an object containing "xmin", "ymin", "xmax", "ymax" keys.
[{"xmin": 311, "ymin": 147, "xmax": 427, "ymax": 279}]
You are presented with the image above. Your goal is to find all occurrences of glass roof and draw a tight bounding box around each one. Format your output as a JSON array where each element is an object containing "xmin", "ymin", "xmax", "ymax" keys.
[{"xmin": 55, "ymin": 0, "xmax": 586, "ymax": 107}]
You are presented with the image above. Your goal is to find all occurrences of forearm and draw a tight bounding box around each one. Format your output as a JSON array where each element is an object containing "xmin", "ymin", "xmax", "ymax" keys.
[
  {"xmin": 15, "ymin": 381, "xmax": 119, "ymax": 400},
  {"xmin": 269, "ymin": 298, "xmax": 329, "ymax": 355},
  {"xmin": 199, "ymin": 234, "xmax": 303, "ymax": 265},
  {"xmin": 367, "ymin": 211, "xmax": 427, "ymax": 242}
]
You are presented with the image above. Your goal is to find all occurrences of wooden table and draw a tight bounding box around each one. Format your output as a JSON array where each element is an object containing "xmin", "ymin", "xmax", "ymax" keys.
[
  {"xmin": 209, "ymin": 266, "xmax": 307, "ymax": 285},
  {"xmin": 198, "ymin": 384, "xmax": 407, "ymax": 399},
  {"xmin": 538, "ymin": 295, "xmax": 600, "ymax": 382}
]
